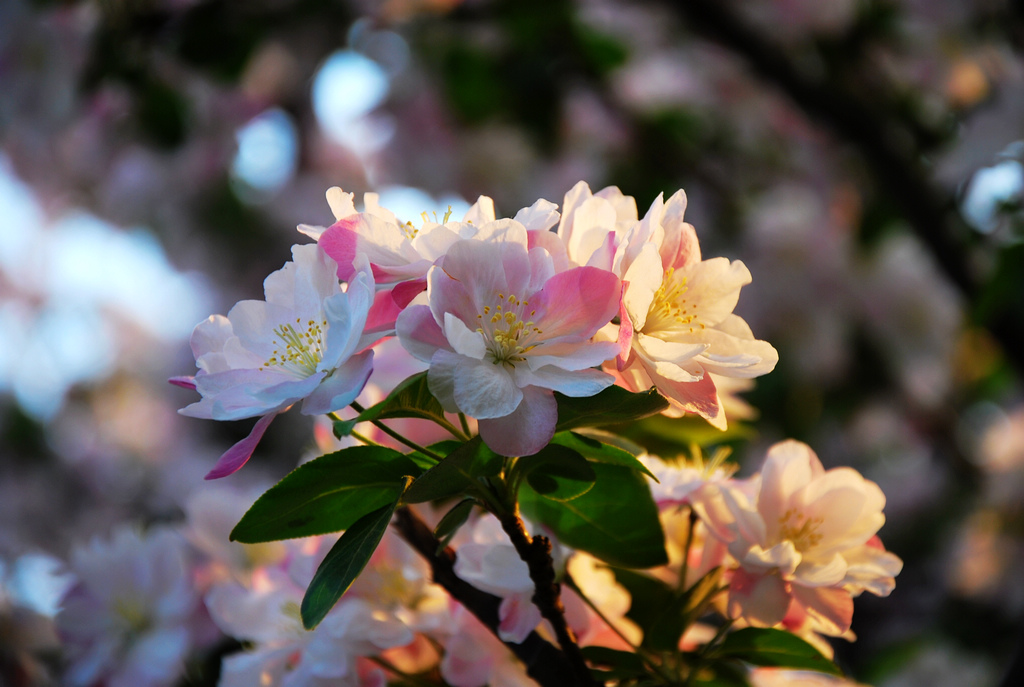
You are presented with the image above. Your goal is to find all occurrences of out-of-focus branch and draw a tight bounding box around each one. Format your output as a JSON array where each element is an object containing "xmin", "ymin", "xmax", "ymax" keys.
[
  {"xmin": 664, "ymin": 0, "xmax": 1024, "ymax": 377},
  {"xmin": 391, "ymin": 508, "xmax": 583, "ymax": 687}
]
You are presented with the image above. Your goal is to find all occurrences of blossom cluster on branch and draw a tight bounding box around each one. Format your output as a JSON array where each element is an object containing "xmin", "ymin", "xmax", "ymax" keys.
[{"xmin": 54, "ymin": 182, "xmax": 901, "ymax": 687}]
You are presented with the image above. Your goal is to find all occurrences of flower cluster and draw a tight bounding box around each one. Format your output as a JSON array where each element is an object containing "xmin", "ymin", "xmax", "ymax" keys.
[
  {"xmin": 647, "ymin": 441, "xmax": 903, "ymax": 654},
  {"xmin": 179, "ymin": 181, "xmax": 778, "ymax": 470},
  {"xmin": 148, "ymin": 182, "xmax": 901, "ymax": 687}
]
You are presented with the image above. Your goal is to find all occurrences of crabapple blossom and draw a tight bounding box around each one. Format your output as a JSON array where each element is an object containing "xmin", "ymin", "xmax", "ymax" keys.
[
  {"xmin": 178, "ymin": 244, "xmax": 378, "ymax": 479},
  {"xmin": 206, "ymin": 535, "xmax": 418, "ymax": 687},
  {"xmin": 608, "ymin": 189, "xmax": 778, "ymax": 429},
  {"xmin": 56, "ymin": 527, "xmax": 198, "ymax": 687},
  {"xmin": 451, "ymin": 514, "xmax": 544, "ymax": 643},
  {"xmin": 553, "ymin": 180, "xmax": 638, "ymax": 271},
  {"xmin": 439, "ymin": 605, "xmax": 535, "ymax": 687},
  {"xmin": 397, "ymin": 236, "xmax": 621, "ymax": 456},
  {"xmin": 695, "ymin": 440, "xmax": 902, "ymax": 634}
]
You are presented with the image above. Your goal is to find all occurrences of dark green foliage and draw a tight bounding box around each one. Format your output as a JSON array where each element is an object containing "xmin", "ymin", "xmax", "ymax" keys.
[
  {"xmin": 230, "ymin": 446, "xmax": 422, "ymax": 543},
  {"xmin": 554, "ymin": 386, "xmax": 669, "ymax": 432},
  {"xmin": 300, "ymin": 498, "xmax": 403, "ymax": 629},
  {"xmin": 520, "ymin": 461, "xmax": 667, "ymax": 568},
  {"xmin": 403, "ymin": 437, "xmax": 503, "ymax": 503}
]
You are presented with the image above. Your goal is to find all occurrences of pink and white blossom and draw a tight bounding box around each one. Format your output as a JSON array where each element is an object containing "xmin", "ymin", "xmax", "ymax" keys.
[
  {"xmin": 608, "ymin": 189, "xmax": 778, "ymax": 429},
  {"xmin": 452, "ymin": 514, "xmax": 542, "ymax": 643},
  {"xmin": 695, "ymin": 440, "xmax": 902, "ymax": 634},
  {"xmin": 397, "ymin": 237, "xmax": 621, "ymax": 456},
  {"xmin": 206, "ymin": 536, "xmax": 417, "ymax": 687},
  {"xmin": 178, "ymin": 244, "xmax": 378, "ymax": 478},
  {"xmin": 56, "ymin": 527, "xmax": 198, "ymax": 687}
]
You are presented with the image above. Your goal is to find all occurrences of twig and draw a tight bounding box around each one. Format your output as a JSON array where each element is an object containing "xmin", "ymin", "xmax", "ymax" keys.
[
  {"xmin": 496, "ymin": 507, "xmax": 600, "ymax": 686},
  {"xmin": 391, "ymin": 508, "xmax": 583, "ymax": 687}
]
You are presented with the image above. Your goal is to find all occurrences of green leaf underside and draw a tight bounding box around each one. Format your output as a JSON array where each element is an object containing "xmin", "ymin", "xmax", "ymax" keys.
[
  {"xmin": 550, "ymin": 431, "xmax": 658, "ymax": 480},
  {"xmin": 520, "ymin": 462, "xmax": 667, "ymax": 568},
  {"xmin": 434, "ymin": 498, "xmax": 476, "ymax": 542},
  {"xmin": 712, "ymin": 627, "xmax": 843, "ymax": 676},
  {"xmin": 333, "ymin": 373, "xmax": 450, "ymax": 439},
  {"xmin": 580, "ymin": 646, "xmax": 647, "ymax": 681},
  {"xmin": 404, "ymin": 437, "xmax": 502, "ymax": 503},
  {"xmin": 520, "ymin": 444, "xmax": 596, "ymax": 501},
  {"xmin": 554, "ymin": 385, "xmax": 669, "ymax": 432},
  {"xmin": 230, "ymin": 446, "xmax": 421, "ymax": 544},
  {"xmin": 300, "ymin": 499, "xmax": 400, "ymax": 630},
  {"xmin": 360, "ymin": 372, "xmax": 451, "ymax": 424}
]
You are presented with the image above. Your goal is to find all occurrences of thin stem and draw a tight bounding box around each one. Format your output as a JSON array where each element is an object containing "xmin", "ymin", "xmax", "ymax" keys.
[
  {"xmin": 684, "ymin": 618, "xmax": 735, "ymax": 687},
  {"xmin": 348, "ymin": 402, "xmax": 445, "ymax": 462},
  {"xmin": 349, "ymin": 429, "xmax": 382, "ymax": 447},
  {"xmin": 678, "ymin": 507, "xmax": 697, "ymax": 593},
  {"xmin": 496, "ymin": 505, "xmax": 598, "ymax": 686},
  {"xmin": 565, "ymin": 572, "xmax": 639, "ymax": 651},
  {"xmin": 367, "ymin": 655, "xmax": 436, "ymax": 687},
  {"xmin": 391, "ymin": 507, "xmax": 581, "ymax": 687},
  {"xmin": 458, "ymin": 412, "xmax": 471, "ymax": 436}
]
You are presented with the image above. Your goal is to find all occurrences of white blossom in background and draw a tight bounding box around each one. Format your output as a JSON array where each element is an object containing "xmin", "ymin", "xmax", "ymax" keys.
[{"xmin": 56, "ymin": 527, "xmax": 198, "ymax": 687}]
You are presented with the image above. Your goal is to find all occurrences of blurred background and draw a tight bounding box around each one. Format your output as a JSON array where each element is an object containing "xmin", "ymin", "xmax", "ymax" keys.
[{"xmin": 2, "ymin": 0, "xmax": 1024, "ymax": 685}]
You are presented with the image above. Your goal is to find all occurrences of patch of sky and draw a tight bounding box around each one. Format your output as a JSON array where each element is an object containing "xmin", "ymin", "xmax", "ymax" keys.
[
  {"xmin": 373, "ymin": 186, "xmax": 472, "ymax": 226},
  {"xmin": 230, "ymin": 107, "xmax": 299, "ymax": 198},
  {"xmin": 312, "ymin": 49, "xmax": 394, "ymax": 156},
  {"xmin": 961, "ymin": 154, "xmax": 1024, "ymax": 233},
  {"xmin": 1, "ymin": 553, "xmax": 73, "ymax": 617}
]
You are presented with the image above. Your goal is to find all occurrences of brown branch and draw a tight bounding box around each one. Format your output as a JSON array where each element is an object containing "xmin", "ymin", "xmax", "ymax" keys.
[
  {"xmin": 664, "ymin": 0, "xmax": 1024, "ymax": 378},
  {"xmin": 496, "ymin": 507, "xmax": 600, "ymax": 687},
  {"xmin": 391, "ymin": 508, "xmax": 586, "ymax": 687}
]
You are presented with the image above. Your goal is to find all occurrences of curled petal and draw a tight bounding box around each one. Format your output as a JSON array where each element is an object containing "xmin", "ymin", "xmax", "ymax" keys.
[{"xmin": 205, "ymin": 412, "xmax": 279, "ymax": 480}]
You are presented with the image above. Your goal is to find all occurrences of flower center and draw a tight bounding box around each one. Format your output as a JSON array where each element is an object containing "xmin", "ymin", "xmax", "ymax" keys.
[
  {"xmin": 263, "ymin": 317, "xmax": 328, "ymax": 377},
  {"xmin": 777, "ymin": 508, "xmax": 824, "ymax": 551},
  {"xmin": 112, "ymin": 595, "xmax": 152, "ymax": 634},
  {"xmin": 476, "ymin": 292, "xmax": 543, "ymax": 367},
  {"xmin": 645, "ymin": 267, "xmax": 705, "ymax": 334},
  {"xmin": 400, "ymin": 206, "xmax": 455, "ymax": 239}
]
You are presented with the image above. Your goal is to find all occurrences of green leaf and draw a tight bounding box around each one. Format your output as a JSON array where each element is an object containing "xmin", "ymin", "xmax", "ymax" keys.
[
  {"xmin": 434, "ymin": 498, "xmax": 476, "ymax": 544},
  {"xmin": 403, "ymin": 437, "xmax": 503, "ymax": 503},
  {"xmin": 230, "ymin": 446, "xmax": 421, "ymax": 543},
  {"xmin": 550, "ymin": 431, "xmax": 658, "ymax": 480},
  {"xmin": 518, "ymin": 444, "xmax": 596, "ymax": 501},
  {"xmin": 712, "ymin": 627, "xmax": 843, "ymax": 676},
  {"xmin": 554, "ymin": 386, "xmax": 668, "ymax": 432},
  {"xmin": 360, "ymin": 371, "xmax": 453, "ymax": 424},
  {"xmin": 580, "ymin": 646, "xmax": 647, "ymax": 681},
  {"xmin": 300, "ymin": 496, "xmax": 403, "ymax": 629},
  {"xmin": 643, "ymin": 567, "xmax": 723, "ymax": 652},
  {"xmin": 520, "ymin": 462, "xmax": 667, "ymax": 568},
  {"xmin": 611, "ymin": 567, "xmax": 677, "ymax": 634},
  {"xmin": 334, "ymin": 373, "xmax": 457, "ymax": 439}
]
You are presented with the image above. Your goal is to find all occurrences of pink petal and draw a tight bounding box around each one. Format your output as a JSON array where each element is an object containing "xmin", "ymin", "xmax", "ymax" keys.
[
  {"xmin": 727, "ymin": 568, "xmax": 791, "ymax": 627},
  {"xmin": 791, "ymin": 585, "xmax": 854, "ymax": 635},
  {"xmin": 391, "ymin": 278, "xmax": 427, "ymax": 308},
  {"xmin": 205, "ymin": 412, "xmax": 278, "ymax": 480},
  {"xmin": 530, "ymin": 266, "xmax": 620, "ymax": 342},
  {"xmin": 396, "ymin": 305, "xmax": 448, "ymax": 362},
  {"xmin": 616, "ymin": 281, "xmax": 633, "ymax": 370},
  {"xmin": 498, "ymin": 593, "xmax": 542, "ymax": 644},
  {"xmin": 168, "ymin": 375, "xmax": 196, "ymax": 390},
  {"xmin": 478, "ymin": 386, "xmax": 557, "ymax": 457},
  {"xmin": 318, "ymin": 216, "xmax": 362, "ymax": 280},
  {"xmin": 645, "ymin": 364, "xmax": 723, "ymax": 428}
]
